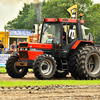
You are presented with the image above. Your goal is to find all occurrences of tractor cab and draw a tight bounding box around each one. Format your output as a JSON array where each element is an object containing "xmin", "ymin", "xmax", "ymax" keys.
[
  {"xmin": 41, "ymin": 18, "xmax": 85, "ymax": 44},
  {"xmin": 40, "ymin": 18, "xmax": 86, "ymax": 58}
]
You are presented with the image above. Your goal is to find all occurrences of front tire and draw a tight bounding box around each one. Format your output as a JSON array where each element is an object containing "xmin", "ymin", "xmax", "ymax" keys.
[
  {"xmin": 6, "ymin": 53, "xmax": 28, "ymax": 78},
  {"xmin": 33, "ymin": 54, "xmax": 57, "ymax": 79}
]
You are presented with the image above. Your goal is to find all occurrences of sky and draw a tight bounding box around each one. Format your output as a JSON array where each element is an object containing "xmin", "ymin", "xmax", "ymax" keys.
[{"xmin": 0, "ymin": 0, "xmax": 100, "ymax": 31}]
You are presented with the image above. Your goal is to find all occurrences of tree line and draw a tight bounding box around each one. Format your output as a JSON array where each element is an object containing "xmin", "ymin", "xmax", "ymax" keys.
[{"xmin": 5, "ymin": 0, "xmax": 100, "ymax": 44}]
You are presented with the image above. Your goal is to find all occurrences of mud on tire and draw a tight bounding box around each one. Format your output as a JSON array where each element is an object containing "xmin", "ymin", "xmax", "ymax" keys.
[
  {"xmin": 33, "ymin": 54, "xmax": 57, "ymax": 79},
  {"xmin": 6, "ymin": 53, "xmax": 28, "ymax": 78}
]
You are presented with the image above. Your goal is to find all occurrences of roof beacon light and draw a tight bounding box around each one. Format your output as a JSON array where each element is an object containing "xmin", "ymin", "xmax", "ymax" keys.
[
  {"xmin": 55, "ymin": 18, "xmax": 59, "ymax": 21},
  {"xmin": 80, "ymin": 13, "xmax": 82, "ymax": 20},
  {"xmin": 43, "ymin": 18, "xmax": 45, "ymax": 22}
]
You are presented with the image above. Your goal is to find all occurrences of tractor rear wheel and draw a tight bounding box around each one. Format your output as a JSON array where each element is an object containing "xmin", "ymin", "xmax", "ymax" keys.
[
  {"xmin": 69, "ymin": 46, "xmax": 100, "ymax": 80},
  {"xmin": 77, "ymin": 46, "xmax": 100, "ymax": 79},
  {"xmin": 33, "ymin": 54, "xmax": 57, "ymax": 79},
  {"xmin": 69, "ymin": 47, "xmax": 83, "ymax": 79},
  {"xmin": 6, "ymin": 53, "xmax": 28, "ymax": 78}
]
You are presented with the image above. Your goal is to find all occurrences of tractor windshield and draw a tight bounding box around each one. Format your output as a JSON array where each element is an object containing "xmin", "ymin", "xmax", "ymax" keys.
[{"xmin": 41, "ymin": 23, "xmax": 60, "ymax": 44}]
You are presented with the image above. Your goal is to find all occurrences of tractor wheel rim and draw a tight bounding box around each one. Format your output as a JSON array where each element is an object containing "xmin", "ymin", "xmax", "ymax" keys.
[
  {"xmin": 87, "ymin": 53, "xmax": 100, "ymax": 75},
  {"xmin": 40, "ymin": 59, "xmax": 53, "ymax": 75},
  {"xmin": 87, "ymin": 56, "xmax": 95, "ymax": 72},
  {"xmin": 14, "ymin": 62, "xmax": 24, "ymax": 73}
]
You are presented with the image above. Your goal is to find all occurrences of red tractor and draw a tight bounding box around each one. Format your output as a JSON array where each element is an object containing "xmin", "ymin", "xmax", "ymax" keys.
[{"xmin": 6, "ymin": 17, "xmax": 100, "ymax": 80}]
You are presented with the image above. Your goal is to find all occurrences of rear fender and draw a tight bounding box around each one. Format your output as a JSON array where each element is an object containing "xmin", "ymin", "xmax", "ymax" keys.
[{"xmin": 71, "ymin": 40, "xmax": 94, "ymax": 49}]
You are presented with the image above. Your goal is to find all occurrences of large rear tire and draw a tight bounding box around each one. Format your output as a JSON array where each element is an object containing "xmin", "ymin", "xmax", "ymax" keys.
[
  {"xmin": 6, "ymin": 53, "xmax": 28, "ymax": 78},
  {"xmin": 69, "ymin": 46, "xmax": 100, "ymax": 80},
  {"xmin": 78, "ymin": 46, "xmax": 100, "ymax": 79},
  {"xmin": 68, "ymin": 47, "xmax": 83, "ymax": 79},
  {"xmin": 33, "ymin": 54, "xmax": 57, "ymax": 79}
]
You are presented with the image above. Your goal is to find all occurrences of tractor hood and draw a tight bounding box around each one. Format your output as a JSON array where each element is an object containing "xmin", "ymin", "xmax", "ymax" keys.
[
  {"xmin": 18, "ymin": 42, "xmax": 52, "ymax": 60},
  {"xmin": 19, "ymin": 42, "xmax": 52, "ymax": 50}
]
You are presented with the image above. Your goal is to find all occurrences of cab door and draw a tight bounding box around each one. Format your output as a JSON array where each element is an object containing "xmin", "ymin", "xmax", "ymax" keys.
[{"xmin": 61, "ymin": 23, "xmax": 78, "ymax": 58}]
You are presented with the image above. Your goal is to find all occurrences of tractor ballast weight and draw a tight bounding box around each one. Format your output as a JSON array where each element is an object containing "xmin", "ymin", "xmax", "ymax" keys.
[{"xmin": 6, "ymin": 17, "xmax": 100, "ymax": 80}]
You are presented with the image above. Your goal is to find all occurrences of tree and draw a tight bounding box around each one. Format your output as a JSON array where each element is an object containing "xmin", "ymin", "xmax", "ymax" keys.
[
  {"xmin": 42, "ymin": 0, "xmax": 93, "ymax": 18},
  {"xmin": 42, "ymin": 0, "xmax": 100, "ymax": 44},
  {"xmin": 5, "ymin": 3, "xmax": 37, "ymax": 30},
  {"xmin": 84, "ymin": 4, "xmax": 100, "ymax": 44}
]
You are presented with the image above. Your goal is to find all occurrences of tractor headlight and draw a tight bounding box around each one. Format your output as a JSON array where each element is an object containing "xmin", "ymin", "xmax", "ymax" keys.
[
  {"xmin": 19, "ymin": 48, "xmax": 22, "ymax": 50},
  {"xmin": 25, "ymin": 48, "xmax": 28, "ymax": 50},
  {"xmin": 19, "ymin": 48, "xmax": 25, "ymax": 50}
]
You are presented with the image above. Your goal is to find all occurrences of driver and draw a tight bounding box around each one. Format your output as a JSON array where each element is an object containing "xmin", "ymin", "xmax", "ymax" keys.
[
  {"xmin": 63, "ymin": 28, "xmax": 67, "ymax": 43},
  {"xmin": 41, "ymin": 30, "xmax": 48, "ymax": 43}
]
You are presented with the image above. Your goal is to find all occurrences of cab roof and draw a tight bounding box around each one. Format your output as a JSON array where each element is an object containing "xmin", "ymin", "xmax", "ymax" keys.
[{"xmin": 43, "ymin": 18, "xmax": 85, "ymax": 24}]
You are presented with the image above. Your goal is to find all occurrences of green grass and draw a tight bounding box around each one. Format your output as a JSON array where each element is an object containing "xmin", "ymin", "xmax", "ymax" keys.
[
  {"xmin": 0, "ymin": 80, "xmax": 100, "ymax": 87},
  {"xmin": 0, "ymin": 67, "xmax": 6, "ymax": 73},
  {"xmin": 0, "ymin": 67, "xmax": 100, "ymax": 87},
  {"xmin": 0, "ymin": 67, "xmax": 33, "ymax": 73}
]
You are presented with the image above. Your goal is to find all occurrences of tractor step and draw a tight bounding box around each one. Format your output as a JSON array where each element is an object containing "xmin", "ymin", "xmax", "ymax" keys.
[{"xmin": 61, "ymin": 59, "xmax": 68, "ymax": 70}]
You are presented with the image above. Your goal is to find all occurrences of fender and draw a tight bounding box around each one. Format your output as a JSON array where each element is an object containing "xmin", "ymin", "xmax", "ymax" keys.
[{"xmin": 71, "ymin": 40, "xmax": 94, "ymax": 49}]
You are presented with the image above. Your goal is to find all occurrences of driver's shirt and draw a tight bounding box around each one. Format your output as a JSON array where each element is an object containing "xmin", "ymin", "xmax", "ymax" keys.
[{"xmin": 63, "ymin": 31, "xmax": 66, "ymax": 41}]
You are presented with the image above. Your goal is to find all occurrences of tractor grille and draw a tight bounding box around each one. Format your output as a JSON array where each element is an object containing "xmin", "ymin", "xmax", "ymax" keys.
[
  {"xmin": 19, "ymin": 51, "xmax": 28, "ymax": 59},
  {"xmin": 19, "ymin": 43, "xmax": 28, "ymax": 47}
]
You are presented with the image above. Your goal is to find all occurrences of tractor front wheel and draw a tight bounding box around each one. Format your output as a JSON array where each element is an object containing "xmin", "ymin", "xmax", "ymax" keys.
[
  {"xmin": 6, "ymin": 53, "xmax": 28, "ymax": 78},
  {"xmin": 33, "ymin": 54, "xmax": 57, "ymax": 79}
]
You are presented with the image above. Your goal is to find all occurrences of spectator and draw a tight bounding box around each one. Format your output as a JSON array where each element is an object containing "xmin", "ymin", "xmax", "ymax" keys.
[
  {"xmin": 23, "ymin": 40, "xmax": 26, "ymax": 42},
  {"xmin": 17, "ymin": 41, "xmax": 20, "ymax": 51},
  {"xmin": 4, "ymin": 44, "xmax": 9, "ymax": 54},
  {"xmin": 9, "ymin": 41, "xmax": 16, "ymax": 53},
  {"xmin": 0, "ymin": 40, "xmax": 4, "ymax": 54},
  {"xmin": 33, "ymin": 38, "xmax": 37, "ymax": 43}
]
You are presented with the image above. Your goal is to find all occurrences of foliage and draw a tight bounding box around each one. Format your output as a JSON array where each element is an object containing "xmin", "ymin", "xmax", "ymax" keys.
[
  {"xmin": 42, "ymin": 0, "xmax": 100, "ymax": 43},
  {"xmin": 5, "ymin": 0, "xmax": 100, "ymax": 43},
  {"xmin": 6, "ymin": 3, "xmax": 36, "ymax": 30},
  {"xmin": 42, "ymin": 0, "xmax": 93, "ymax": 18},
  {"xmin": 84, "ymin": 4, "xmax": 100, "ymax": 44}
]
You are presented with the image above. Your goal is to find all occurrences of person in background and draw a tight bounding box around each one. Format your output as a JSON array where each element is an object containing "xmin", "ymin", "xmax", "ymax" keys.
[
  {"xmin": 17, "ymin": 41, "xmax": 20, "ymax": 51},
  {"xmin": 9, "ymin": 41, "xmax": 16, "ymax": 53},
  {"xmin": 33, "ymin": 38, "xmax": 37, "ymax": 43},
  {"xmin": 4, "ymin": 44, "xmax": 9, "ymax": 54},
  {"xmin": 0, "ymin": 40, "xmax": 4, "ymax": 54},
  {"xmin": 23, "ymin": 40, "xmax": 26, "ymax": 42}
]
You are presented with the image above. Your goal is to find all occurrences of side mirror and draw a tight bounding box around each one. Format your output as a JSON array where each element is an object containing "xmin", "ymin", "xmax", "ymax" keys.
[{"xmin": 87, "ymin": 33, "xmax": 93, "ymax": 41}]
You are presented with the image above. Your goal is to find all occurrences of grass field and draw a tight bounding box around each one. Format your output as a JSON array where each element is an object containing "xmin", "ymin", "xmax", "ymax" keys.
[
  {"xmin": 0, "ymin": 67, "xmax": 33, "ymax": 73},
  {"xmin": 0, "ymin": 67, "xmax": 6, "ymax": 73},
  {"xmin": 0, "ymin": 67, "xmax": 100, "ymax": 87},
  {"xmin": 0, "ymin": 80, "xmax": 100, "ymax": 87}
]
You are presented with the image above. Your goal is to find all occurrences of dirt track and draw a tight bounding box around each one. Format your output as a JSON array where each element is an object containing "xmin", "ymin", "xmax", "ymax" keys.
[
  {"xmin": 0, "ymin": 85, "xmax": 100, "ymax": 100},
  {"xmin": 0, "ymin": 73, "xmax": 72, "ymax": 81},
  {"xmin": 0, "ymin": 73, "xmax": 100, "ymax": 100},
  {"xmin": 0, "ymin": 73, "xmax": 37, "ymax": 81}
]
